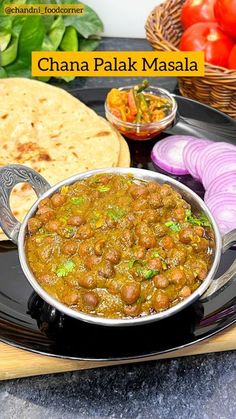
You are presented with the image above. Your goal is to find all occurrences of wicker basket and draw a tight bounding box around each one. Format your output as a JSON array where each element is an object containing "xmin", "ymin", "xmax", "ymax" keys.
[{"xmin": 145, "ymin": 0, "xmax": 236, "ymax": 118}]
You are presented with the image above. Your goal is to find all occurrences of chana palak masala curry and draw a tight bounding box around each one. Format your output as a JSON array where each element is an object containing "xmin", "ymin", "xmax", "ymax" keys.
[{"xmin": 26, "ymin": 174, "xmax": 215, "ymax": 319}]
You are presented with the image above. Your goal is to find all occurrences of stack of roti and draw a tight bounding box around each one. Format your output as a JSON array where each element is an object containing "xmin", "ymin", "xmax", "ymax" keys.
[{"xmin": 0, "ymin": 78, "xmax": 130, "ymax": 240}]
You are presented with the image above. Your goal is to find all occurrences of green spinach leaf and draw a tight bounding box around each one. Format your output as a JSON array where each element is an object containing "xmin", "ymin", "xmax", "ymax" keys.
[
  {"xmin": 71, "ymin": 196, "xmax": 85, "ymax": 205},
  {"xmin": 63, "ymin": 3, "xmax": 103, "ymax": 39},
  {"xmin": 0, "ymin": 67, "xmax": 7, "ymax": 76},
  {"xmin": 97, "ymin": 185, "xmax": 110, "ymax": 192},
  {"xmin": 42, "ymin": 16, "xmax": 66, "ymax": 51},
  {"xmin": 165, "ymin": 221, "xmax": 181, "ymax": 232},
  {"xmin": 138, "ymin": 268, "xmax": 158, "ymax": 280},
  {"xmin": 18, "ymin": 16, "xmax": 45, "ymax": 63},
  {"xmin": 0, "ymin": 30, "xmax": 11, "ymax": 51},
  {"xmin": 185, "ymin": 210, "xmax": 211, "ymax": 227},
  {"xmin": 79, "ymin": 37, "xmax": 100, "ymax": 51},
  {"xmin": 56, "ymin": 260, "xmax": 76, "ymax": 277},
  {"xmin": 107, "ymin": 206, "xmax": 125, "ymax": 221},
  {"xmin": 0, "ymin": 0, "xmax": 103, "ymax": 81}
]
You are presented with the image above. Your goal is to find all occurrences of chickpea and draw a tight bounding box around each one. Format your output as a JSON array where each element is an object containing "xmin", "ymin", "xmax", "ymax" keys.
[
  {"xmin": 174, "ymin": 207, "xmax": 186, "ymax": 221},
  {"xmin": 79, "ymin": 240, "xmax": 92, "ymax": 258},
  {"xmin": 121, "ymin": 282, "xmax": 141, "ymax": 304},
  {"xmin": 76, "ymin": 224, "xmax": 94, "ymax": 240},
  {"xmin": 192, "ymin": 260, "xmax": 208, "ymax": 281},
  {"xmin": 98, "ymin": 261, "xmax": 114, "ymax": 278},
  {"xmin": 129, "ymin": 184, "xmax": 148, "ymax": 199},
  {"xmin": 169, "ymin": 267, "xmax": 186, "ymax": 286},
  {"xmin": 68, "ymin": 215, "xmax": 85, "ymax": 226},
  {"xmin": 179, "ymin": 228, "xmax": 193, "ymax": 244},
  {"xmin": 133, "ymin": 246, "xmax": 146, "ymax": 260},
  {"xmin": 105, "ymin": 248, "xmax": 121, "ymax": 265},
  {"xmin": 77, "ymin": 273, "xmax": 96, "ymax": 289},
  {"xmin": 63, "ymin": 291, "xmax": 78, "ymax": 306},
  {"xmin": 36, "ymin": 205, "xmax": 51, "ymax": 215},
  {"xmin": 147, "ymin": 258, "xmax": 162, "ymax": 271},
  {"xmin": 51, "ymin": 193, "xmax": 66, "ymax": 208},
  {"xmin": 135, "ymin": 222, "xmax": 150, "ymax": 237},
  {"xmin": 142, "ymin": 209, "xmax": 160, "ymax": 224},
  {"xmin": 154, "ymin": 223, "xmax": 168, "ymax": 238},
  {"xmin": 139, "ymin": 235, "xmax": 156, "ymax": 249},
  {"xmin": 159, "ymin": 184, "xmax": 172, "ymax": 197},
  {"xmin": 46, "ymin": 220, "xmax": 60, "ymax": 232},
  {"xmin": 121, "ymin": 230, "xmax": 134, "ymax": 247},
  {"xmin": 123, "ymin": 303, "xmax": 141, "ymax": 317},
  {"xmin": 98, "ymin": 175, "xmax": 110, "ymax": 184},
  {"xmin": 198, "ymin": 267, "xmax": 208, "ymax": 281},
  {"xmin": 107, "ymin": 279, "xmax": 122, "ymax": 295},
  {"xmin": 37, "ymin": 207, "xmax": 54, "ymax": 222},
  {"xmin": 162, "ymin": 196, "xmax": 176, "ymax": 209},
  {"xmin": 84, "ymin": 255, "xmax": 101, "ymax": 270},
  {"xmin": 62, "ymin": 241, "xmax": 78, "ymax": 255},
  {"xmin": 37, "ymin": 274, "xmax": 55, "ymax": 285},
  {"xmin": 82, "ymin": 291, "xmax": 99, "ymax": 309},
  {"xmin": 38, "ymin": 197, "xmax": 51, "ymax": 208},
  {"xmin": 168, "ymin": 247, "xmax": 187, "ymax": 265},
  {"xmin": 161, "ymin": 236, "xmax": 174, "ymax": 250},
  {"xmin": 153, "ymin": 275, "xmax": 169, "ymax": 289},
  {"xmin": 94, "ymin": 239, "xmax": 105, "ymax": 256},
  {"xmin": 195, "ymin": 238, "xmax": 209, "ymax": 251},
  {"xmin": 146, "ymin": 182, "xmax": 160, "ymax": 193},
  {"xmin": 149, "ymin": 193, "xmax": 163, "ymax": 209},
  {"xmin": 152, "ymin": 290, "xmax": 170, "ymax": 311},
  {"xmin": 194, "ymin": 226, "xmax": 205, "ymax": 237},
  {"xmin": 179, "ymin": 286, "xmax": 191, "ymax": 298},
  {"xmin": 28, "ymin": 217, "xmax": 42, "ymax": 234}
]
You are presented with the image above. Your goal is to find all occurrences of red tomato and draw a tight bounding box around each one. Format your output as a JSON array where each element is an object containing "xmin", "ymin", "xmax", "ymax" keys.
[
  {"xmin": 180, "ymin": 22, "xmax": 234, "ymax": 67},
  {"xmin": 214, "ymin": 0, "xmax": 236, "ymax": 38},
  {"xmin": 228, "ymin": 45, "xmax": 236, "ymax": 69},
  {"xmin": 181, "ymin": 0, "xmax": 216, "ymax": 29}
]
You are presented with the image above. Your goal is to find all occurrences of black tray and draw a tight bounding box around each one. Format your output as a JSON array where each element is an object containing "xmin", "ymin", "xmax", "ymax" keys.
[{"xmin": 1, "ymin": 88, "xmax": 236, "ymax": 361}]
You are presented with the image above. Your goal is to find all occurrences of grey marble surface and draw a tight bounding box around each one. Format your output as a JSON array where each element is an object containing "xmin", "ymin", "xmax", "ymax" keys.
[
  {"xmin": 1, "ymin": 352, "xmax": 236, "ymax": 419},
  {"xmin": 1, "ymin": 37, "xmax": 235, "ymax": 419}
]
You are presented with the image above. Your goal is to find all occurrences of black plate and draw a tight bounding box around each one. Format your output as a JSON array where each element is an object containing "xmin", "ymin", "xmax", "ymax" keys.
[{"xmin": 1, "ymin": 88, "xmax": 236, "ymax": 361}]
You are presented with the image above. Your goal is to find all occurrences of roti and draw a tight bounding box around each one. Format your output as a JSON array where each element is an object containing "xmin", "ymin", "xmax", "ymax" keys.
[
  {"xmin": 0, "ymin": 78, "xmax": 120, "ymax": 167},
  {"xmin": 117, "ymin": 134, "xmax": 131, "ymax": 167},
  {"xmin": 0, "ymin": 78, "xmax": 130, "ymax": 241}
]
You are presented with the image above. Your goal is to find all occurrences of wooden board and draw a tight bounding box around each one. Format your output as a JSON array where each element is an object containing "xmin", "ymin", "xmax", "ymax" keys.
[{"xmin": 1, "ymin": 325, "xmax": 236, "ymax": 380}]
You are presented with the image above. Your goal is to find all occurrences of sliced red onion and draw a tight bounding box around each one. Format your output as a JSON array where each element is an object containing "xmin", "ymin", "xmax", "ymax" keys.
[
  {"xmin": 205, "ymin": 171, "xmax": 236, "ymax": 201},
  {"xmin": 183, "ymin": 139, "xmax": 212, "ymax": 180},
  {"xmin": 202, "ymin": 151, "xmax": 236, "ymax": 190},
  {"xmin": 151, "ymin": 135, "xmax": 196, "ymax": 175},
  {"xmin": 205, "ymin": 192, "xmax": 236, "ymax": 235},
  {"xmin": 195, "ymin": 142, "xmax": 236, "ymax": 182}
]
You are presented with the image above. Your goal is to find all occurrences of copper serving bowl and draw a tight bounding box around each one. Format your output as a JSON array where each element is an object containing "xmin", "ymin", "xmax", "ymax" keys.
[{"xmin": 0, "ymin": 164, "xmax": 235, "ymax": 327}]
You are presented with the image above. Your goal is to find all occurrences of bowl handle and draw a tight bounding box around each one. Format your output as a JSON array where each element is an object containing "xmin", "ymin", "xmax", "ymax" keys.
[
  {"xmin": 200, "ymin": 229, "xmax": 236, "ymax": 300},
  {"xmin": 0, "ymin": 164, "xmax": 51, "ymax": 244}
]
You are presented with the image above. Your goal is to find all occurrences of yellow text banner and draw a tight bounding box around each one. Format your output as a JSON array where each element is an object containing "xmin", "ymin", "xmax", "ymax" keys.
[{"xmin": 32, "ymin": 51, "xmax": 205, "ymax": 77}]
